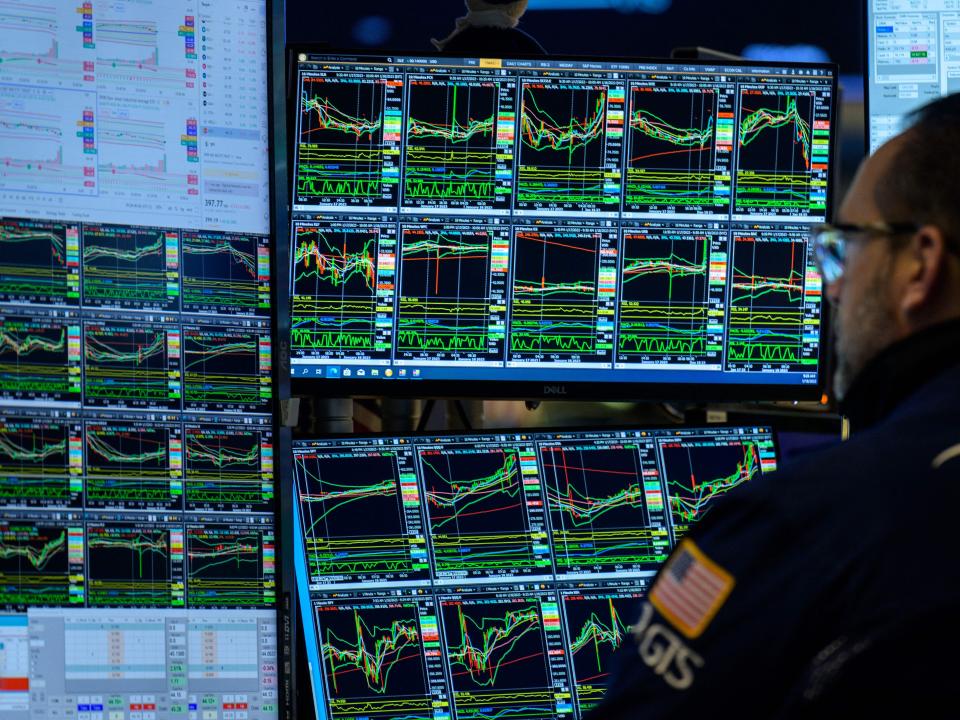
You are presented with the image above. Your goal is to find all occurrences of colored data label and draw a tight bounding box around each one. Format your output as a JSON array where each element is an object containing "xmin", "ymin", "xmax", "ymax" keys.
[
  {"xmin": 290, "ymin": 219, "xmax": 397, "ymax": 362},
  {"xmin": 181, "ymin": 321, "xmax": 272, "ymax": 414},
  {"xmin": 81, "ymin": 223, "xmax": 180, "ymax": 311},
  {"xmin": 182, "ymin": 423, "xmax": 274, "ymax": 514},
  {"xmin": 0, "ymin": 312, "xmax": 82, "ymax": 405},
  {"xmin": 0, "ymin": 417, "xmax": 83, "ymax": 509},
  {"xmin": 0, "ymin": 216, "xmax": 80, "ymax": 306},
  {"xmin": 181, "ymin": 230, "xmax": 271, "ymax": 316},
  {"xmin": 0, "ymin": 518, "xmax": 84, "ymax": 609},
  {"xmin": 186, "ymin": 523, "xmax": 275, "ymax": 609}
]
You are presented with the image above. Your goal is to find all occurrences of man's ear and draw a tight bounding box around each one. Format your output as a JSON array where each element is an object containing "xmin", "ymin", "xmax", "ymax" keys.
[{"xmin": 899, "ymin": 225, "xmax": 951, "ymax": 324}]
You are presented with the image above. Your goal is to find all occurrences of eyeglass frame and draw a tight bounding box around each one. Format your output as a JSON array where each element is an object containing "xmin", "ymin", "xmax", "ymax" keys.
[{"xmin": 809, "ymin": 221, "xmax": 920, "ymax": 285}]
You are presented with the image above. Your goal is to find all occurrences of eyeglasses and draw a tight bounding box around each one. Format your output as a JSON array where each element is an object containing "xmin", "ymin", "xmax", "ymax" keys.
[{"xmin": 809, "ymin": 221, "xmax": 919, "ymax": 285}]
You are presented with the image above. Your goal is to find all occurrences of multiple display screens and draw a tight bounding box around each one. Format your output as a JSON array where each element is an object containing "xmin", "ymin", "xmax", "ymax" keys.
[
  {"xmin": 288, "ymin": 52, "xmax": 837, "ymax": 398},
  {"xmin": 0, "ymin": 1, "xmax": 277, "ymax": 718},
  {"xmin": 292, "ymin": 425, "xmax": 777, "ymax": 720},
  {"xmin": 867, "ymin": 0, "xmax": 960, "ymax": 152}
]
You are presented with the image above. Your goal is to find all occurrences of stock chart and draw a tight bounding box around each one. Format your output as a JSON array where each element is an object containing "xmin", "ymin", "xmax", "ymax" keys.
[
  {"xmin": 293, "ymin": 426, "xmax": 777, "ymax": 720},
  {"xmin": 290, "ymin": 54, "xmax": 835, "ymax": 392},
  {"xmin": 0, "ymin": 1, "xmax": 277, "ymax": 716}
]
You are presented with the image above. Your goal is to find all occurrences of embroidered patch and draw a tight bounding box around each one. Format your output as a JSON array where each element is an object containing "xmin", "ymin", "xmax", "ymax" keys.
[{"xmin": 649, "ymin": 538, "xmax": 735, "ymax": 639}]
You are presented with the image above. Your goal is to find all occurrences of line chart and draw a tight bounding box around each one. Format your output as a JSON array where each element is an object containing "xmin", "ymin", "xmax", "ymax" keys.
[
  {"xmin": 625, "ymin": 85, "xmax": 729, "ymax": 213},
  {"xmin": 402, "ymin": 78, "xmax": 513, "ymax": 211},
  {"xmin": 441, "ymin": 594, "xmax": 568, "ymax": 720},
  {"xmin": 734, "ymin": 90, "xmax": 829, "ymax": 217},
  {"xmin": 290, "ymin": 222, "xmax": 394, "ymax": 359},
  {"xmin": 315, "ymin": 600, "xmax": 444, "ymax": 720},
  {"xmin": 0, "ymin": 520, "xmax": 78, "ymax": 607},
  {"xmin": 82, "ymin": 320, "xmax": 180, "ymax": 410},
  {"xmin": 659, "ymin": 438, "xmax": 761, "ymax": 540},
  {"xmin": 83, "ymin": 420, "xmax": 181, "ymax": 510},
  {"xmin": 0, "ymin": 217, "xmax": 80, "ymax": 304},
  {"xmin": 81, "ymin": 224, "xmax": 179, "ymax": 310},
  {"xmin": 85, "ymin": 523, "xmax": 182, "ymax": 608},
  {"xmin": 726, "ymin": 231, "xmax": 813, "ymax": 371},
  {"xmin": 395, "ymin": 224, "xmax": 506, "ymax": 362},
  {"xmin": 561, "ymin": 591, "xmax": 644, "ymax": 715},
  {"xmin": 516, "ymin": 82, "xmax": 621, "ymax": 211},
  {"xmin": 295, "ymin": 75, "xmax": 401, "ymax": 208},
  {"xmin": 616, "ymin": 225, "xmax": 725, "ymax": 365},
  {"xmin": 182, "ymin": 324, "xmax": 272, "ymax": 413},
  {"xmin": 540, "ymin": 442, "xmax": 670, "ymax": 574},
  {"xmin": 181, "ymin": 230, "xmax": 270, "ymax": 315},
  {"xmin": 0, "ymin": 314, "xmax": 81, "ymax": 403},
  {"xmin": 419, "ymin": 445, "xmax": 548, "ymax": 579},
  {"xmin": 0, "ymin": 418, "xmax": 81, "ymax": 506},
  {"xmin": 508, "ymin": 225, "xmax": 616, "ymax": 363},
  {"xmin": 294, "ymin": 449, "xmax": 430, "ymax": 584},
  {"xmin": 186, "ymin": 525, "xmax": 274, "ymax": 608},
  {"xmin": 184, "ymin": 424, "xmax": 273, "ymax": 513}
]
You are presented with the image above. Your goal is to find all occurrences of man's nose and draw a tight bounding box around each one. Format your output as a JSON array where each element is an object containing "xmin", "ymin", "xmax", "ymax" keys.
[{"xmin": 824, "ymin": 275, "xmax": 843, "ymax": 306}]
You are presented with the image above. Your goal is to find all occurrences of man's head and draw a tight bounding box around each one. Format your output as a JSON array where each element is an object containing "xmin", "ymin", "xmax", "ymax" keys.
[{"xmin": 827, "ymin": 94, "xmax": 960, "ymax": 399}]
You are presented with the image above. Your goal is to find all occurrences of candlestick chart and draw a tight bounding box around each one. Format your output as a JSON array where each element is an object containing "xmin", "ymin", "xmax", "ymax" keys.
[
  {"xmin": 726, "ymin": 233, "xmax": 808, "ymax": 369},
  {"xmin": 403, "ymin": 80, "xmax": 502, "ymax": 209},
  {"xmin": 396, "ymin": 226, "xmax": 499, "ymax": 360},
  {"xmin": 186, "ymin": 525, "xmax": 274, "ymax": 608},
  {"xmin": 420, "ymin": 447, "xmax": 544, "ymax": 578},
  {"xmin": 442, "ymin": 596, "xmax": 559, "ymax": 720},
  {"xmin": 296, "ymin": 77, "xmax": 399, "ymax": 207},
  {"xmin": 85, "ymin": 524, "xmax": 178, "ymax": 607},
  {"xmin": 0, "ymin": 217, "xmax": 79, "ymax": 304},
  {"xmin": 540, "ymin": 443, "xmax": 669, "ymax": 574},
  {"xmin": 184, "ymin": 425, "xmax": 272, "ymax": 512},
  {"xmin": 83, "ymin": 421, "xmax": 180, "ymax": 509},
  {"xmin": 181, "ymin": 231, "xmax": 269, "ymax": 315},
  {"xmin": 182, "ymin": 324, "xmax": 270, "ymax": 412},
  {"xmin": 734, "ymin": 92, "xmax": 817, "ymax": 214},
  {"xmin": 0, "ymin": 521, "xmax": 74, "ymax": 606},
  {"xmin": 509, "ymin": 227, "xmax": 610, "ymax": 362},
  {"xmin": 616, "ymin": 228, "xmax": 715, "ymax": 363},
  {"xmin": 291, "ymin": 223, "xmax": 386, "ymax": 358},
  {"xmin": 81, "ymin": 224, "xmax": 178, "ymax": 310},
  {"xmin": 0, "ymin": 419, "xmax": 80, "ymax": 506},
  {"xmin": 295, "ymin": 451, "xmax": 429, "ymax": 584},
  {"xmin": 0, "ymin": 315, "xmax": 80, "ymax": 402},
  {"xmin": 625, "ymin": 87, "xmax": 724, "ymax": 212},
  {"xmin": 562, "ymin": 593, "xmax": 640, "ymax": 715},
  {"xmin": 82, "ymin": 321, "xmax": 178, "ymax": 409},
  {"xmin": 317, "ymin": 602, "xmax": 435, "ymax": 720},
  {"xmin": 516, "ymin": 84, "xmax": 612, "ymax": 209},
  {"xmin": 660, "ymin": 438, "xmax": 761, "ymax": 539}
]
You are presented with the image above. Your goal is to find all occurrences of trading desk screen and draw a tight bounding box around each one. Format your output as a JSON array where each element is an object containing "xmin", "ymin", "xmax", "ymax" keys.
[
  {"xmin": 867, "ymin": 0, "xmax": 960, "ymax": 153},
  {"xmin": 0, "ymin": 2, "xmax": 277, "ymax": 718},
  {"xmin": 291, "ymin": 425, "xmax": 777, "ymax": 720},
  {"xmin": 289, "ymin": 52, "xmax": 837, "ymax": 398}
]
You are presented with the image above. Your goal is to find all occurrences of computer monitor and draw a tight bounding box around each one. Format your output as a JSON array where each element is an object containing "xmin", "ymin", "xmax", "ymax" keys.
[
  {"xmin": 288, "ymin": 50, "xmax": 838, "ymax": 400},
  {"xmin": 0, "ymin": 2, "xmax": 278, "ymax": 718},
  {"xmin": 866, "ymin": 0, "xmax": 960, "ymax": 152},
  {"xmin": 291, "ymin": 425, "xmax": 777, "ymax": 719}
]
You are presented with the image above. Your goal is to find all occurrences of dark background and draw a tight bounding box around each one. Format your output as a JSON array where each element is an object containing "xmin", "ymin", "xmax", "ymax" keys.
[{"xmin": 285, "ymin": 0, "xmax": 867, "ymax": 190}]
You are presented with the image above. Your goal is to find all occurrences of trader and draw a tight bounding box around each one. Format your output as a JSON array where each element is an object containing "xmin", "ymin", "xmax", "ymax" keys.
[{"xmin": 589, "ymin": 94, "xmax": 960, "ymax": 717}]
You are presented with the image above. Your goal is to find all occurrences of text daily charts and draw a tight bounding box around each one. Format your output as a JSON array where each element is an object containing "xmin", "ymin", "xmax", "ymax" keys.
[
  {"xmin": 289, "ymin": 53, "xmax": 836, "ymax": 393},
  {"xmin": 0, "ymin": 1, "xmax": 277, "ymax": 719},
  {"xmin": 292, "ymin": 427, "xmax": 777, "ymax": 720}
]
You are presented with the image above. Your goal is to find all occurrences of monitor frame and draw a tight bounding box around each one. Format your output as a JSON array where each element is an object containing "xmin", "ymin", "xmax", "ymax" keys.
[
  {"xmin": 285, "ymin": 46, "xmax": 839, "ymax": 402},
  {"xmin": 287, "ymin": 420, "xmax": 780, "ymax": 719}
]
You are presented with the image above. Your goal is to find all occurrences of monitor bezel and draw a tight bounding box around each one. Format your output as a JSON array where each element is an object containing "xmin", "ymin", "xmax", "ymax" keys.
[{"xmin": 285, "ymin": 46, "xmax": 839, "ymax": 402}]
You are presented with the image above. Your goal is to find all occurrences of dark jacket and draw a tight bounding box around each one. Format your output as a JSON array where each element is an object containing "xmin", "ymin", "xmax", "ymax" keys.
[{"xmin": 588, "ymin": 319, "xmax": 960, "ymax": 718}]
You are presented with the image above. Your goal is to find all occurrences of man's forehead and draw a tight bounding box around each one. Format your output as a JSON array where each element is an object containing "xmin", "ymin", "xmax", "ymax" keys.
[{"xmin": 838, "ymin": 134, "xmax": 906, "ymax": 224}]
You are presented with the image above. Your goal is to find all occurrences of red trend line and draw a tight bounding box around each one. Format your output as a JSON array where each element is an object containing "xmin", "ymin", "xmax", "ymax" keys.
[
  {"xmin": 450, "ymin": 650, "xmax": 544, "ymax": 679},
  {"xmin": 431, "ymin": 502, "xmax": 522, "ymax": 522},
  {"xmin": 540, "ymin": 463, "xmax": 638, "ymax": 477},
  {"xmin": 630, "ymin": 145, "xmax": 712, "ymax": 163}
]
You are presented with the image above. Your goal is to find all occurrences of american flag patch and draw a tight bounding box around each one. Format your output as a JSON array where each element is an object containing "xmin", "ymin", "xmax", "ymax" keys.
[{"xmin": 649, "ymin": 538, "xmax": 735, "ymax": 639}]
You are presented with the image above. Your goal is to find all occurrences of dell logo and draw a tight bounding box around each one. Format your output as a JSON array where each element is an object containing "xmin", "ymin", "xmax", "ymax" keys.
[{"xmin": 543, "ymin": 385, "xmax": 567, "ymax": 396}]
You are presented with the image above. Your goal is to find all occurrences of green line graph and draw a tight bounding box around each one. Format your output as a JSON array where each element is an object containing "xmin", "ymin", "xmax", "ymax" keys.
[{"xmin": 449, "ymin": 603, "xmax": 541, "ymax": 687}]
